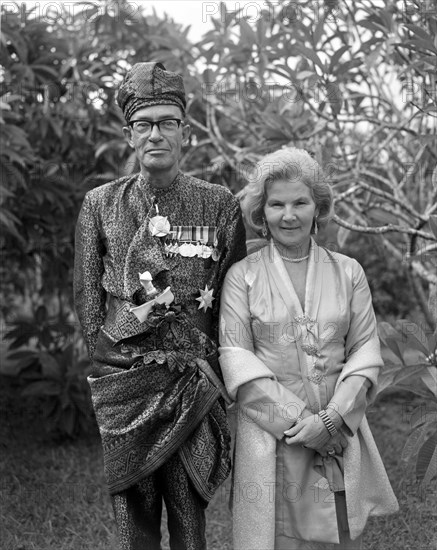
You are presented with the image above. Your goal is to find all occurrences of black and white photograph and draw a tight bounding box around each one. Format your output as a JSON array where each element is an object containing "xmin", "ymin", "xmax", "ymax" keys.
[{"xmin": 1, "ymin": 1, "xmax": 436, "ymax": 549}]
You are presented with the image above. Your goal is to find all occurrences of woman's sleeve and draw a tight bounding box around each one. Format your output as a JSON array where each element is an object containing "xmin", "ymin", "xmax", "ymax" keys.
[
  {"xmin": 328, "ymin": 261, "xmax": 382, "ymax": 435},
  {"xmin": 219, "ymin": 262, "xmax": 307, "ymax": 440}
]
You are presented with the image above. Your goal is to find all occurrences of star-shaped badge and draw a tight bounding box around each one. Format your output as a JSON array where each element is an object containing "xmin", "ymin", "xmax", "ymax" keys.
[{"xmin": 196, "ymin": 285, "xmax": 215, "ymax": 312}]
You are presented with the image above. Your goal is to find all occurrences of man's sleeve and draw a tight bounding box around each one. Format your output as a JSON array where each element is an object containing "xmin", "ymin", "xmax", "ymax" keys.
[
  {"xmin": 214, "ymin": 193, "xmax": 246, "ymax": 321},
  {"xmin": 73, "ymin": 193, "xmax": 107, "ymax": 359}
]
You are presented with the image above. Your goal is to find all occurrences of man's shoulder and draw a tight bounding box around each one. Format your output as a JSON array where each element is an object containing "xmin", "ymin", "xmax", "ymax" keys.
[
  {"xmin": 84, "ymin": 174, "xmax": 136, "ymax": 202},
  {"xmin": 180, "ymin": 173, "xmax": 236, "ymax": 202}
]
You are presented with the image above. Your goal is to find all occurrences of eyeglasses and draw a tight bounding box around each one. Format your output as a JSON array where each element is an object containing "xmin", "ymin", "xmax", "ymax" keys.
[{"xmin": 128, "ymin": 118, "xmax": 183, "ymax": 135}]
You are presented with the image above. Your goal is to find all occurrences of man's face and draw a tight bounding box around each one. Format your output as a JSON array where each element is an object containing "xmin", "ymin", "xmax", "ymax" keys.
[{"xmin": 123, "ymin": 104, "xmax": 190, "ymax": 177}]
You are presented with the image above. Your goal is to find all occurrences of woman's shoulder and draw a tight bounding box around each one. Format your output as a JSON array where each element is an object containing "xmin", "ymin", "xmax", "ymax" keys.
[
  {"xmin": 318, "ymin": 245, "xmax": 366, "ymax": 283},
  {"xmin": 323, "ymin": 247, "xmax": 361, "ymax": 266},
  {"xmin": 225, "ymin": 244, "xmax": 269, "ymax": 280}
]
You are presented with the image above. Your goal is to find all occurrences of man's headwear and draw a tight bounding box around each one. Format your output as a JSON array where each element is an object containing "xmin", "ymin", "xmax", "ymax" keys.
[{"xmin": 117, "ymin": 62, "xmax": 186, "ymax": 122}]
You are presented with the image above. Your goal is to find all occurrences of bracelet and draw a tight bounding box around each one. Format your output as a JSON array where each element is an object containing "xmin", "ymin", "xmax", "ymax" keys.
[{"xmin": 318, "ymin": 409, "xmax": 338, "ymax": 437}]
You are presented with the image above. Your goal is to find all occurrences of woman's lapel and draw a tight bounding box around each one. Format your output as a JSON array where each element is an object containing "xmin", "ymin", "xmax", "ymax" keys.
[
  {"xmin": 262, "ymin": 240, "xmax": 327, "ymax": 412},
  {"xmin": 304, "ymin": 240, "xmax": 324, "ymax": 322},
  {"xmin": 264, "ymin": 239, "xmax": 325, "ymax": 319},
  {"xmin": 264, "ymin": 241, "xmax": 303, "ymax": 318}
]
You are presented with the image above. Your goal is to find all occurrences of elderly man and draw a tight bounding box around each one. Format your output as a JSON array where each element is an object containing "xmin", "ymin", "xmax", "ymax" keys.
[{"xmin": 74, "ymin": 62, "xmax": 246, "ymax": 550}]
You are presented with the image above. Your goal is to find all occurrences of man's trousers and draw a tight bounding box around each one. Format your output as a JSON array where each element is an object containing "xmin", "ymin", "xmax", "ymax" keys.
[{"xmin": 112, "ymin": 452, "xmax": 207, "ymax": 550}]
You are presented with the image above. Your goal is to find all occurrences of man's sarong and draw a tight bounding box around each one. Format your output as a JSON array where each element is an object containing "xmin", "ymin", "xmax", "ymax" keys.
[{"xmin": 88, "ymin": 304, "xmax": 231, "ymax": 500}]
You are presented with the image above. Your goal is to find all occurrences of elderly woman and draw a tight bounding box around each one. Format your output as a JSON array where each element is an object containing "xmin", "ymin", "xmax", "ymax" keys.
[{"xmin": 218, "ymin": 147, "xmax": 398, "ymax": 550}]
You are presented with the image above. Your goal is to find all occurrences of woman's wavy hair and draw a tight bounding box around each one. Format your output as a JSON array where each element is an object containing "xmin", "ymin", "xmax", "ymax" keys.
[{"xmin": 241, "ymin": 147, "xmax": 333, "ymax": 237}]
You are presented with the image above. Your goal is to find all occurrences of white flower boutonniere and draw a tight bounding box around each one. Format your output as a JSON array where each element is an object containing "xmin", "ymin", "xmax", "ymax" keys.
[{"xmin": 130, "ymin": 272, "xmax": 174, "ymax": 322}]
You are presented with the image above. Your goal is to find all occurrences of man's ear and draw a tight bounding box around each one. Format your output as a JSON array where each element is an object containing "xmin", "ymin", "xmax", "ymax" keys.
[
  {"xmin": 122, "ymin": 126, "xmax": 134, "ymax": 148},
  {"xmin": 182, "ymin": 123, "xmax": 191, "ymax": 145}
]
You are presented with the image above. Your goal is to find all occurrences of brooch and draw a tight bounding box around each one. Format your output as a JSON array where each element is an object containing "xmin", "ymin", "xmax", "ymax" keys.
[{"xmin": 196, "ymin": 285, "xmax": 215, "ymax": 312}]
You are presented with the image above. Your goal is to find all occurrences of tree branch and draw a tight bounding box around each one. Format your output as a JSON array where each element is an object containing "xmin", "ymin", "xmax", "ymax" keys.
[
  {"xmin": 332, "ymin": 213, "xmax": 435, "ymax": 241},
  {"xmin": 380, "ymin": 236, "xmax": 437, "ymax": 287}
]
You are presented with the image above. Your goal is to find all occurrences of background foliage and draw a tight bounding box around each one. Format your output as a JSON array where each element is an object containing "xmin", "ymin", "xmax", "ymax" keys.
[{"xmin": 0, "ymin": 0, "xmax": 436, "ymax": 439}]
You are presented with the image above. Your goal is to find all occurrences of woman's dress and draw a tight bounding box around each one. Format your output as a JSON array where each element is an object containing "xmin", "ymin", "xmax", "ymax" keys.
[{"xmin": 219, "ymin": 241, "xmax": 398, "ymax": 550}]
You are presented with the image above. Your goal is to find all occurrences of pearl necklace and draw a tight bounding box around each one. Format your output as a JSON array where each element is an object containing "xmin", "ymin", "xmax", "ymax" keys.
[{"xmin": 280, "ymin": 253, "xmax": 309, "ymax": 263}]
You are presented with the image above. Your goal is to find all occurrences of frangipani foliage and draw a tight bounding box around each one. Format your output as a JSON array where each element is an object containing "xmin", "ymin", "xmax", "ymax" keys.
[
  {"xmin": 378, "ymin": 320, "xmax": 437, "ymax": 489},
  {"xmin": 0, "ymin": 0, "xmax": 192, "ymax": 307},
  {"xmin": 1, "ymin": 0, "xmax": 436, "ymax": 324},
  {"xmin": 167, "ymin": 0, "xmax": 437, "ymax": 325},
  {"xmin": 1, "ymin": 0, "xmax": 436, "ymax": 439}
]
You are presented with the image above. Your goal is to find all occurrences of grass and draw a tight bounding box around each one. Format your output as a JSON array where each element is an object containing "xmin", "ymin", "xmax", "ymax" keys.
[{"xmin": 1, "ymin": 378, "xmax": 435, "ymax": 550}]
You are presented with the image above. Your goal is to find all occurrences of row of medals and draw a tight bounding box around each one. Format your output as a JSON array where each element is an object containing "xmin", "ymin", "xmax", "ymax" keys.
[
  {"xmin": 164, "ymin": 239, "xmax": 220, "ymax": 261},
  {"xmin": 148, "ymin": 211, "xmax": 220, "ymax": 261}
]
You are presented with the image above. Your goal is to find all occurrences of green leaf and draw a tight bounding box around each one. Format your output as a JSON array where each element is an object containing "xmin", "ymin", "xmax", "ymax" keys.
[
  {"xmin": 358, "ymin": 19, "xmax": 381, "ymax": 33},
  {"xmin": 239, "ymin": 18, "xmax": 257, "ymax": 45},
  {"xmin": 5, "ymin": 347, "xmax": 39, "ymax": 366},
  {"xmin": 429, "ymin": 215, "xmax": 437, "ymax": 239},
  {"xmin": 39, "ymin": 351, "xmax": 61, "ymax": 379},
  {"xmin": 392, "ymin": 364, "xmax": 431, "ymax": 387},
  {"xmin": 326, "ymin": 82, "xmax": 342, "ymax": 116},
  {"xmin": 329, "ymin": 45, "xmax": 349, "ymax": 72},
  {"xmin": 95, "ymin": 139, "xmax": 125, "ymax": 159},
  {"xmin": 405, "ymin": 38, "xmax": 437, "ymax": 53},
  {"xmin": 375, "ymin": 367, "xmax": 400, "ymax": 395},
  {"xmin": 402, "ymin": 423, "xmax": 429, "ymax": 466},
  {"xmin": 312, "ymin": 17, "xmax": 325, "ymax": 48},
  {"xmin": 382, "ymin": 336, "xmax": 405, "ymax": 363},
  {"xmin": 378, "ymin": 322, "xmax": 421, "ymax": 363},
  {"xmin": 42, "ymin": 398, "xmax": 59, "ymax": 418},
  {"xmin": 334, "ymin": 58, "xmax": 363, "ymax": 76},
  {"xmin": 388, "ymin": 383, "xmax": 434, "ymax": 400},
  {"xmin": 295, "ymin": 45, "xmax": 324, "ymax": 71},
  {"xmin": 60, "ymin": 406, "xmax": 76, "ymax": 436},
  {"xmin": 21, "ymin": 380, "xmax": 61, "ymax": 397},
  {"xmin": 35, "ymin": 306, "xmax": 48, "ymax": 325},
  {"xmin": 416, "ymin": 431, "xmax": 437, "ymax": 483},
  {"xmin": 405, "ymin": 24, "xmax": 435, "ymax": 44},
  {"xmin": 1, "ymin": 352, "xmax": 38, "ymax": 376},
  {"xmin": 420, "ymin": 368, "xmax": 437, "ymax": 396},
  {"xmin": 394, "ymin": 320, "xmax": 430, "ymax": 356},
  {"xmin": 409, "ymin": 406, "xmax": 435, "ymax": 429}
]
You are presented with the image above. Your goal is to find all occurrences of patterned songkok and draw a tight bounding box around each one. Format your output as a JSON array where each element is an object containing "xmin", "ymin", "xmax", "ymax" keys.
[{"xmin": 117, "ymin": 62, "xmax": 186, "ymax": 122}]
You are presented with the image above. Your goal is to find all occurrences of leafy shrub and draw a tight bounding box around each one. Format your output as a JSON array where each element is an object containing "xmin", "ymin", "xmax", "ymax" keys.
[
  {"xmin": 378, "ymin": 320, "xmax": 437, "ymax": 490},
  {"xmin": 3, "ymin": 305, "xmax": 93, "ymax": 438}
]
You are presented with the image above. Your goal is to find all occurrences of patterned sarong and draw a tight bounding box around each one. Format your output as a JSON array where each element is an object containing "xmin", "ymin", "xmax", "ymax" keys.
[{"xmin": 88, "ymin": 303, "xmax": 231, "ymax": 499}]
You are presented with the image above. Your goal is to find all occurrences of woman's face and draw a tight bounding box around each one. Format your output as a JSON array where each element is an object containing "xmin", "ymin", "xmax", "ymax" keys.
[{"xmin": 263, "ymin": 178, "xmax": 318, "ymax": 251}]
